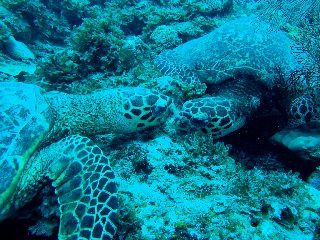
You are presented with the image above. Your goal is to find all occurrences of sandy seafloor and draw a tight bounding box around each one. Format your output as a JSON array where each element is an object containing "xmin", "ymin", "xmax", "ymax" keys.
[{"xmin": 0, "ymin": 0, "xmax": 320, "ymax": 239}]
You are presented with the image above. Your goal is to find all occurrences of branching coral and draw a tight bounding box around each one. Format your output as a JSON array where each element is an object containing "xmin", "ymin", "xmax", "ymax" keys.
[
  {"xmin": 256, "ymin": 0, "xmax": 320, "ymax": 116},
  {"xmin": 257, "ymin": 0, "xmax": 320, "ymax": 26},
  {"xmin": 70, "ymin": 17, "xmax": 124, "ymax": 72},
  {"xmin": 37, "ymin": 50, "xmax": 81, "ymax": 83}
]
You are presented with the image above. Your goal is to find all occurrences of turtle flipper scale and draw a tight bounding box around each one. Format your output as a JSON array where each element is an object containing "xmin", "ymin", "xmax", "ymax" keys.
[{"xmin": 18, "ymin": 135, "xmax": 118, "ymax": 240}]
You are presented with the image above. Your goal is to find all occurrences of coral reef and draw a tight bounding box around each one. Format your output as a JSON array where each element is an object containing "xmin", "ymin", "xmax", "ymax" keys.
[
  {"xmin": 308, "ymin": 167, "xmax": 320, "ymax": 190},
  {"xmin": 1, "ymin": 0, "xmax": 234, "ymax": 89},
  {"xmin": 110, "ymin": 134, "xmax": 320, "ymax": 239},
  {"xmin": 0, "ymin": 0, "xmax": 320, "ymax": 239}
]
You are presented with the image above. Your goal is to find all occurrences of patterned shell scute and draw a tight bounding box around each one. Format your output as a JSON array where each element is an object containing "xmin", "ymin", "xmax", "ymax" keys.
[
  {"xmin": 156, "ymin": 16, "xmax": 310, "ymax": 86},
  {"xmin": 0, "ymin": 82, "xmax": 52, "ymax": 202}
]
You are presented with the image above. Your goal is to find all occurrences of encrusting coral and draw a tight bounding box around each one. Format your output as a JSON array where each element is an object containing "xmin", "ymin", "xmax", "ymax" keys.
[{"xmin": 112, "ymin": 134, "xmax": 320, "ymax": 239}]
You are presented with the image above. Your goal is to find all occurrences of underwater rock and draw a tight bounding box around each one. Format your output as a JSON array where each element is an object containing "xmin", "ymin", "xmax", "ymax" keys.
[
  {"xmin": 271, "ymin": 128, "xmax": 320, "ymax": 162},
  {"xmin": 113, "ymin": 134, "xmax": 320, "ymax": 239},
  {"xmin": 4, "ymin": 36, "xmax": 35, "ymax": 60},
  {"xmin": 308, "ymin": 167, "xmax": 320, "ymax": 190},
  {"xmin": 0, "ymin": 61, "xmax": 36, "ymax": 76},
  {"xmin": 0, "ymin": 6, "xmax": 31, "ymax": 42}
]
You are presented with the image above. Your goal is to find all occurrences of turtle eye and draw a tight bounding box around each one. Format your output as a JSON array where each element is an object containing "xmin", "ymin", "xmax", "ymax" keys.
[
  {"xmin": 151, "ymin": 104, "xmax": 166, "ymax": 115},
  {"xmin": 190, "ymin": 116, "xmax": 208, "ymax": 127}
]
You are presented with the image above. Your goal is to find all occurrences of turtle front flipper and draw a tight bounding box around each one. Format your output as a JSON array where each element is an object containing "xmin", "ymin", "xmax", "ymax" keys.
[
  {"xmin": 174, "ymin": 96, "xmax": 253, "ymax": 138},
  {"xmin": 17, "ymin": 135, "xmax": 118, "ymax": 240}
]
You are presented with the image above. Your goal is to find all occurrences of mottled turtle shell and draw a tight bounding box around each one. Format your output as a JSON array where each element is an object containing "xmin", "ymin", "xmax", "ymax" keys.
[
  {"xmin": 0, "ymin": 82, "xmax": 52, "ymax": 218},
  {"xmin": 156, "ymin": 16, "xmax": 313, "ymax": 87}
]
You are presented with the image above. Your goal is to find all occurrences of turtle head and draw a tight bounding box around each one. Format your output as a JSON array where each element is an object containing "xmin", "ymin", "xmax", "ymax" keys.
[
  {"xmin": 121, "ymin": 88, "xmax": 174, "ymax": 132},
  {"xmin": 174, "ymin": 96, "xmax": 247, "ymax": 139}
]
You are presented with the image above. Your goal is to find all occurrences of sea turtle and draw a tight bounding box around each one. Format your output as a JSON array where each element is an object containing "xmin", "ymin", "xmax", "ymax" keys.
[
  {"xmin": 156, "ymin": 16, "xmax": 319, "ymax": 138},
  {"xmin": 0, "ymin": 81, "xmax": 173, "ymax": 239}
]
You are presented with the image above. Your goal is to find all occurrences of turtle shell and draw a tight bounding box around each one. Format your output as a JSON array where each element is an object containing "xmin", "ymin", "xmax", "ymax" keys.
[
  {"xmin": 156, "ymin": 16, "xmax": 314, "ymax": 88},
  {"xmin": 0, "ymin": 81, "xmax": 52, "ymax": 219}
]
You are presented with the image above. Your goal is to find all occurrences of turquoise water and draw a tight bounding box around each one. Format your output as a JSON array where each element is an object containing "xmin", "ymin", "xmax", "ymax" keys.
[{"xmin": 0, "ymin": 1, "xmax": 319, "ymax": 239}]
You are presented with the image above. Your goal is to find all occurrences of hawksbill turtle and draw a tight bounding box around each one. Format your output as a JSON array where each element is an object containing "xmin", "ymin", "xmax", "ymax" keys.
[
  {"xmin": 156, "ymin": 16, "xmax": 319, "ymax": 138},
  {"xmin": 0, "ymin": 81, "xmax": 173, "ymax": 239}
]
